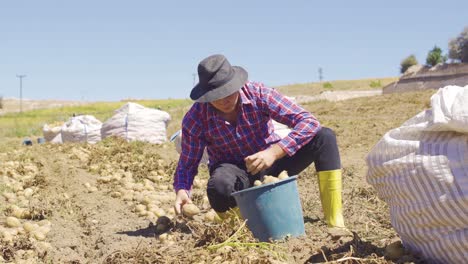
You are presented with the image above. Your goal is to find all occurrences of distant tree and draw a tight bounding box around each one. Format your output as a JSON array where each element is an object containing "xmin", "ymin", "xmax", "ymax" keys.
[
  {"xmin": 426, "ymin": 46, "xmax": 446, "ymax": 66},
  {"xmin": 0, "ymin": 96, "xmax": 3, "ymax": 109},
  {"xmin": 448, "ymin": 26, "xmax": 468, "ymax": 63},
  {"xmin": 400, "ymin": 55, "xmax": 418, "ymax": 74}
]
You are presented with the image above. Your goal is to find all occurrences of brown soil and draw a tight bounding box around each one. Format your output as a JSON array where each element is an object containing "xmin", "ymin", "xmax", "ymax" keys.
[{"xmin": 1, "ymin": 90, "xmax": 435, "ymax": 264}]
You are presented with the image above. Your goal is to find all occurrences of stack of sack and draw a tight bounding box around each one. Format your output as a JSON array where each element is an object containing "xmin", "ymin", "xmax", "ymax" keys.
[
  {"xmin": 366, "ymin": 85, "xmax": 468, "ymax": 263},
  {"xmin": 101, "ymin": 102, "xmax": 171, "ymax": 144},
  {"xmin": 42, "ymin": 102, "xmax": 171, "ymax": 145}
]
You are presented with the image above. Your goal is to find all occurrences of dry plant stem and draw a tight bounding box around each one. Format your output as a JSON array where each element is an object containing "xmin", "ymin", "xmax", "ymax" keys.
[
  {"xmin": 320, "ymin": 249, "xmax": 329, "ymax": 262},
  {"xmin": 207, "ymin": 220, "xmax": 282, "ymax": 251},
  {"xmin": 324, "ymin": 256, "xmax": 368, "ymax": 263},
  {"xmin": 207, "ymin": 220, "xmax": 248, "ymax": 250}
]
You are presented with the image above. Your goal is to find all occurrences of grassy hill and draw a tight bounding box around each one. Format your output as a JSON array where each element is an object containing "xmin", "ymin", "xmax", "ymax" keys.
[{"xmin": 276, "ymin": 77, "xmax": 398, "ymax": 96}]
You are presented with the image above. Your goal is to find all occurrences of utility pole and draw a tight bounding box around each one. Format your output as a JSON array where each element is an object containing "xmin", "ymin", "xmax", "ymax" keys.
[
  {"xmin": 16, "ymin": 74, "xmax": 26, "ymax": 113},
  {"xmin": 318, "ymin": 67, "xmax": 323, "ymax": 83}
]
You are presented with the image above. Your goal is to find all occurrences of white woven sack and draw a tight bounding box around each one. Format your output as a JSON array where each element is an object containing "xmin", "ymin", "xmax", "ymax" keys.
[
  {"xmin": 366, "ymin": 85, "xmax": 468, "ymax": 264},
  {"xmin": 61, "ymin": 115, "xmax": 102, "ymax": 144},
  {"xmin": 101, "ymin": 102, "xmax": 171, "ymax": 144},
  {"xmin": 43, "ymin": 124, "xmax": 62, "ymax": 142},
  {"xmin": 427, "ymin": 85, "xmax": 468, "ymax": 133},
  {"xmin": 272, "ymin": 120, "xmax": 292, "ymax": 138}
]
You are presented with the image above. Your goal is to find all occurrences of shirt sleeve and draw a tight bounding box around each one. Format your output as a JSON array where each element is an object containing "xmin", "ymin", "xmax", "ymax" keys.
[
  {"xmin": 173, "ymin": 106, "xmax": 206, "ymax": 192},
  {"xmin": 263, "ymin": 86, "xmax": 321, "ymax": 156}
]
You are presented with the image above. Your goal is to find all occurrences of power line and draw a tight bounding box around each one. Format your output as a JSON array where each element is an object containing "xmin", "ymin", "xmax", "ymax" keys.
[{"xmin": 16, "ymin": 74, "xmax": 26, "ymax": 113}]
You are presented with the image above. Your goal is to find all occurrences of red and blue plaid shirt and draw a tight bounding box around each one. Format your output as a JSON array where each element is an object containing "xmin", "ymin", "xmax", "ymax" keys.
[{"xmin": 173, "ymin": 81, "xmax": 321, "ymax": 191}]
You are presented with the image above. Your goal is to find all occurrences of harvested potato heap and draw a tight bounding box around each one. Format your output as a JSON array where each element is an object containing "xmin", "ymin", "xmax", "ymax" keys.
[
  {"xmin": 69, "ymin": 139, "xmax": 217, "ymax": 245},
  {"xmin": 0, "ymin": 158, "xmax": 53, "ymax": 263},
  {"xmin": 253, "ymin": 170, "xmax": 289, "ymax": 186}
]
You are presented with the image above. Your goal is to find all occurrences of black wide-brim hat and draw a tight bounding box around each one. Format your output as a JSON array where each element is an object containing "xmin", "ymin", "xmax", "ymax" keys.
[{"xmin": 190, "ymin": 54, "xmax": 248, "ymax": 102}]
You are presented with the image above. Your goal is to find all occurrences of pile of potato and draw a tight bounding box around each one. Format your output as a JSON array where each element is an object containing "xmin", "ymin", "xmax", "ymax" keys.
[
  {"xmin": 1, "ymin": 159, "xmax": 53, "ymax": 263},
  {"xmin": 88, "ymin": 156, "xmax": 215, "ymax": 229},
  {"xmin": 253, "ymin": 170, "xmax": 289, "ymax": 186}
]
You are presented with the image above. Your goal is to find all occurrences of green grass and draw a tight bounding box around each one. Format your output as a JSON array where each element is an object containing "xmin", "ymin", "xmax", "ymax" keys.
[{"xmin": 0, "ymin": 99, "xmax": 192, "ymax": 139}]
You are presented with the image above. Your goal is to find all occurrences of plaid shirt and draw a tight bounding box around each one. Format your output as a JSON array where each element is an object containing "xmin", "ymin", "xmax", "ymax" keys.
[{"xmin": 173, "ymin": 81, "xmax": 321, "ymax": 191}]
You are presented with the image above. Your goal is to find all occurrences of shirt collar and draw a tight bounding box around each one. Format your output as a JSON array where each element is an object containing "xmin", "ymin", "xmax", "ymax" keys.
[{"xmin": 239, "ymin": 82, "xmax": 254, "ymax": 105}]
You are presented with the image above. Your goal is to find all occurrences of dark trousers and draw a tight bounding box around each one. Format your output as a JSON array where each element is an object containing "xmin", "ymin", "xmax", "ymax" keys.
[{"xmin": 206, "ymin": 127, "xmax": 341, "ymax": 212}]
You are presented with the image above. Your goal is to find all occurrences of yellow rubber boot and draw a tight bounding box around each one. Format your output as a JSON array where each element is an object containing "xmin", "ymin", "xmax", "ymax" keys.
[
  {"xmin": 318, "ymin": 169, "xmax": 345, "ymax": 228},
  {"xmin": 216, "ymin": 207, "xmax": 242, "ymax": 221}
]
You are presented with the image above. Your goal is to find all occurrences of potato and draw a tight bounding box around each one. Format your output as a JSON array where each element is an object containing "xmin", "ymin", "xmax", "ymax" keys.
[
  {"xmin": 110, "ymin": 192, "xmax": 122, "ymax": 198},
  {"xmin": 23, "ymin": 188, "xmax": 34, "ymax": 197},
  {"xmin": 1, "ymin": 231, "xmax": 13, "ymax": 243},
  {"xmin": 141, "ymin": 196, "xmax": 152, "ymax": 205},
  {"xmin": 253, "ymin": 180, "xmax": 262, "ymax": 186},
  {"xmin": 37, "ymin": 220, "xmax": 51, "ymax": 227},
  {"xmin": 154, "ymin": 208, "xmax": 166, "ymax": 217},
  {"xmin": 37, "ymin": 225, "xmax": 51, "ymax": 235},
  {"xmin": 182, "ymin": 203, "xmax": 200, "ymax": 218},
  {"xmin": 135, "ymin": 204, "xmax": 146, "ymax": 213},
  {"xmin": 3, "ymin": 192, "xmax": 16, "ymax": 201},
  {"xmin": 159, "ymin": 233, "xmax": 168, "ymax": 241},
  {"xmin": 88, "ymin": 187, "xmax": 98, "ymax": 193},
  {"xmin": 263, "ymin": 176, "xmax": 279, "ymax": 184},
  {"xmin": 23, "ymin": 222, "xmax": 38, "ymax": 233},
  {"xmin": 6, "ymin": 217, "xmax": 21, "ymax": 228},
  {"xmin": 204, "ymin": 210, "xmax": 220, "ymax": 223},
  {"xmin": 278, "ymin": 170, "xmax": 289, "ymax": 180},
  {"xmin": 31, "ymin": 230, "xmax": 46, "ymax": 241}
]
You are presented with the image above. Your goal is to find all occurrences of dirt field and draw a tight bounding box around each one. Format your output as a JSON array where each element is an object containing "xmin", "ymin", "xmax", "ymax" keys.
[{"xmin": 0, "ymin": 89, "xmax": 435, "ymax": 263}]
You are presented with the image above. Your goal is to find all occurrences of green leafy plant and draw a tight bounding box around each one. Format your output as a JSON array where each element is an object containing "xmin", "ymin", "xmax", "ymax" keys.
[
  {"xmin": 323, "ymin": 82, "xmax": 333, "ymax": 89},
  {"xmin": 369, "ymin": 80, "xmax": 382, "ymax": 88},
  {"xmin": 400, "ymin": 55, "xmax": 418, "ymax": 74},
  {"xmin": 426, "ymin": 46, "xmax": 446, "ymax": 66}
]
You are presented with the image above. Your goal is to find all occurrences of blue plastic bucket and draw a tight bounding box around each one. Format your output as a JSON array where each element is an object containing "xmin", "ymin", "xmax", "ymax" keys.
[{"xmin": 231, "ymin": 175, "xmax": 305, "ymax": 241}]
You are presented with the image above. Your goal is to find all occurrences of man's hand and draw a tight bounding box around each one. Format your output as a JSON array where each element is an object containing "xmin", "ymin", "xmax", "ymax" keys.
[
  {"xmin": 244, "ymin": 144, "xmax": 286, "ymax": 175},
  {"xmin": 174, "ymin": 189, "xmax": 192, "ymax": 214}
]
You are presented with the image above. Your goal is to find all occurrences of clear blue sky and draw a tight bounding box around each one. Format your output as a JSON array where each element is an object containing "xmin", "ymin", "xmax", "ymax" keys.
[{"xmin": 1, "ymin": 0, "xmax": 467, "ymax": 101}]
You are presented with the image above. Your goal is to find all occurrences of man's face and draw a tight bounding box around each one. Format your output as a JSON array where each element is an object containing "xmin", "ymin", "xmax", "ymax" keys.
[{"xmin": 210, "ymin": 92, "xmax": 239, "ymax": 114}]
